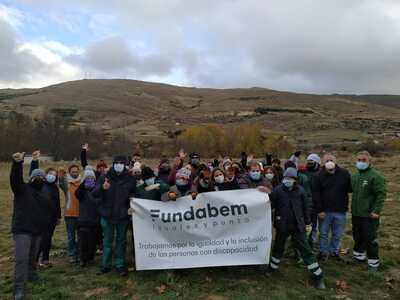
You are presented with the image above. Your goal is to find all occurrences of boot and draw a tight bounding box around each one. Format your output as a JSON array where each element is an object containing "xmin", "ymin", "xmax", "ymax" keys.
[
  {"xmin": 14, "ymin": 288, "xmax": 25, "ymax": 300},
  {"xmin": 314, "ymin": 277, "xmax": 326, "ymax": 290}
]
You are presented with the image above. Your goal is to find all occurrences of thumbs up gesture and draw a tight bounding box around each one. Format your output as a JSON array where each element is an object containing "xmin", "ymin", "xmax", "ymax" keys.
[{"xmin": 103, "ymin": 178, "xmax": 111, "ymax": 190}]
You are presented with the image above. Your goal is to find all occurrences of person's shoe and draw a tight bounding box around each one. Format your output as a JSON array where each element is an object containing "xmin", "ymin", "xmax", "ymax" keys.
[
  {"xmin": 97, "ymin": 267, "xmax": 111, "ymax": 275},
  {"xmin": 116, "ymin": 267, "xmax": 128, "ymax": 277},
  {"xmin": 317, "ymin": 253, "xmax": 329, "ymax": 263},
  {"xmin": 314, "ymin": 277, "xmax": 327, "ymax": 289},
  {"xmin": 266, "ymin": 265, "xmax": 278, "ymax": 273},
  {"xmin": 14, "ymin": 288, "xmax": 25, "ymax": 300},
  {"xmin": 39, "ymin": 261, "xmax": 52, "ymax": 268},
  {"xmin": 330, "ymin": 253, "xmax": 345, "ymax": 262}
]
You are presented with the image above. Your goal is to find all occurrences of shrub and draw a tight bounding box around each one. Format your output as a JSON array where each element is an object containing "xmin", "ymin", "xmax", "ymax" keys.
[{"xmin": 177, "ymin": 124, "xmax": 294, "ymax": 157}]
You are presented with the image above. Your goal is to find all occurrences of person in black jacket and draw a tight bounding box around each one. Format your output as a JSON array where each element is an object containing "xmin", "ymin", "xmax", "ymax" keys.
[
  {"xmin": 29, "ymin": 151, "xmax": 62, "ymax": 268},
  {"xmin": 157, "ymin": 157, "xmax": 171, "ymax": 184},
  {"xmin": 268, "ymin": 168, "xmax": 326, "ymax": 289},
  {"xmin": 301, "ymin": 153, "xmax": 322, "ymax": 248},
  {"xmin": 10, "ymin": 152, "xmax": 53, "ymax": 300},
  {"xmin": 76, "ymin": 169, "xmax": 100, "ymax": 267},
  {"xmin": 313, "ymin": 153, "xmax": 352, "ymax": 261},
  {"xmin": 92, "ymin": 155, "xmax": 136, "ymax": 276},
  {"xmin": 211, "ymin": 168, "xmax": 239, "ymax": 191}
]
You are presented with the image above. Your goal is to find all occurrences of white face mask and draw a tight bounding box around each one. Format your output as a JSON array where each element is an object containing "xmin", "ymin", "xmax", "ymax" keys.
[
  {"xmin": 214, "ymin": 175, "xmax": 225, "ymax": 184},
  {"xmin": 145, "ymin": 177, "xmax": 155, "ymax": 186},
  {"xmin": 265, "ymin": 173, "xmax": 274, "ymax": 180},
  {"xmin": 113, "ymin": 163, "xmax": 125, "ymax": 173},
  {"xmin": 325, "ymin": 161, "xmax": 336, "ymax": 170}
]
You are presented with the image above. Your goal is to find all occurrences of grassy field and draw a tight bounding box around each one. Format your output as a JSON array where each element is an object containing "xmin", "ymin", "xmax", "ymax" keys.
[{"xmin": 0, "ymin": 155, "xmax": 399, "ymax": 300}]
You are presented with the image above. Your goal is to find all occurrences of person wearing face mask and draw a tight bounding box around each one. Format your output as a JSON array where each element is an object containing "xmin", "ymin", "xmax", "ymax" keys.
[
  {"xmin": 162, "ymin": 167, "xmax": 192, "ymax": 201},
  {"xmin": 313, "ymin": 153, "xmax": 351, "ymax": 263},
  {"xmin": 10, "ymin": 152, "xmax": 52, "ymax": 300},
  {"xmin": 351, "ymin": 151, "xmax": 386, "ymax": 272},
  {"xmin": 188, "ymin": 152, "xmax": 202, "ymax": 180},
  {"xmin": 59, "ymin": 164, "xmax": 82, "ymax": 264},
  {"xmin": 157, "ymin": 158, "xmax": 171, "ymax": 184},
  {"xmin": 130, "ymin": 162, "xmax": 143, "ymax": 187},
  {"xmin": 75, "ymin": 169, "xmax": 100, "ymax": 267},
  {"xmin": 264, "ymin": 166, "xmax": 279, "ymax": 188},
  {"xmin": 191, "ymin": 168, "xmax": 213, "ymax": 196},
  {"xmin": 214, "ymin": 167, "xmax": 240, "ymax": 191},
  {"xmin": 210, "ymin": 168, "xmax": 236, "ymax": 191},
  {"xmin": 92, "ymin": 155, "xmax": 136, "ymax": 276},
  {"xmin": 238, "ymin": 160, "xmax": 273, "ymax": 190},
  {"xmin": 135, "ymin": 167, "xmax": 169, "ymax": 200},
  {"xmin": 268, "ymin": 167, "xmax": 326, "ymax": 289},
  {"xmin": 300, "ymin": 153, "xmax": 322, "ymax": 248},
  {"xmin": 28, "ymin": 150, "xmax": 62, "ymax": 268}
]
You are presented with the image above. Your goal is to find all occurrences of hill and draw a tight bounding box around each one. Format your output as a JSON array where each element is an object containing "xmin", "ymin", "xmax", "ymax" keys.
[{"xmin": 1, "ymin": 79, "xmax": 400, "ymax": 147}]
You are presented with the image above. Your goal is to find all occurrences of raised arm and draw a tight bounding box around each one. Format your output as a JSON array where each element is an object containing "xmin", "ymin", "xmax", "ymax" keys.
[
  {"xmin": 80, "ymin": 144, "xmax": 89, "ymax": 168},
  {"xmin": 10, "ymin": 152, "xmax": 25, "ymax": 195},
  {"xmin": 29, "ymin": 150, "xmax": 40, "ymax": 176}
]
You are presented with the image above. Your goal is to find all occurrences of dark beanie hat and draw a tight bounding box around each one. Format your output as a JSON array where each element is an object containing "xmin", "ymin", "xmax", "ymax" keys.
[
  {"xmin": 284, "ymin": 160, "xmax": 297, "ymax": 170},
  {"xmin": 141, "ymin": 167, "xmax": 155, "ymax": 180},
  {"xmin": 113, "ymin": 155, "xmax": 128, "ymax": 164}
]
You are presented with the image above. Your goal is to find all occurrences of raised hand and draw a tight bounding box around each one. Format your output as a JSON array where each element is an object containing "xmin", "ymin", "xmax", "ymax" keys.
[
  {"xmin": 12, "ymin": 152, "xmax": 25, "ymax": 162},
  {"xmin": 178, "ymin": 149, "xmax": 186, "ymax": 160},
  {"xmin": 57, "ymin": 167, "xmax": 66, "ymax": 179},
  {"xmin": 168, "ymin": 191, "xmax": 177, "ymax": 201},
  {"xmin": 103, "ymin": 178, "xmax": 111, "ymax": 190},
  {"xmin": 32, "ymin": 150, "xmax": 41, "ymax": 161}
]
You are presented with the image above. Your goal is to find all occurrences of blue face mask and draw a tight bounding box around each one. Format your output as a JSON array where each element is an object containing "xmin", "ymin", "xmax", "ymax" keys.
[
  {"xmin": 356, "ymin": 161, "xmax": 369, "ymax": 171},
  {"xmin": 84, "ymin": 178, "xmax": 96, "ymax": 189},
  {"xmin": 46, "ymin": 174, "xmax": 56, "ymax": 184},
  {"xmin": 249, "ymin": 171, "xmax": 261, "ymax": 181},
  {"xmin": 282, "ymin": 178, "xmax": 295, "ymax": 190},
  {"xmin": 191, "ymin": 158, "xmax": 200, "ymax": 166},
  {"xmin": 145, "ymin": 178, "xmax": 155, "ymax": 186},
  {"xmin": 113, "ymin": 163, "xmax": 125, "ymax": 174}
]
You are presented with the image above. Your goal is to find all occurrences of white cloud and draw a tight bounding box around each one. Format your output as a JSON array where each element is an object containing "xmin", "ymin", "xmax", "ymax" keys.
[
  {"xmin": 0, "ymin": 4, "xmax": 25, "ymax": 27},
  {"xmin": 6, "ymin": 0, "xmax": 400, "ymax": 93}
]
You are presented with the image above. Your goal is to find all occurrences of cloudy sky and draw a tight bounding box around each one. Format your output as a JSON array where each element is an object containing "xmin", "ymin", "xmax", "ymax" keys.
[{"xmin": 1, "ymin": 0, "xmax": 400, "ymax": 94}]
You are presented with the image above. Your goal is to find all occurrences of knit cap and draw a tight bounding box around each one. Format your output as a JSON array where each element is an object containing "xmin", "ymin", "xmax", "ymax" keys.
[{"xmin": 283, "ymin": 167, "xmax": 298, "ymax": 179}]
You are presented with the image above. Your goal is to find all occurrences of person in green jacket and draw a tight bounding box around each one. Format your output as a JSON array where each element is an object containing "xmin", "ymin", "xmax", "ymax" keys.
[
  {"xmin": 134, "ymin": 167, "xmax": 170, "ymax": 200},
  {"xmin": 351, "ymin": 151, "xmax": 386, "ymax": 271}
]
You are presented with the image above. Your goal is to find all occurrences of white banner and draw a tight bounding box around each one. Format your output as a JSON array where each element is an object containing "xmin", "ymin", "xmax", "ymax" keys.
[{"xmin": 130, "ymin": 189, "xmax": 272, "ymax": 270}]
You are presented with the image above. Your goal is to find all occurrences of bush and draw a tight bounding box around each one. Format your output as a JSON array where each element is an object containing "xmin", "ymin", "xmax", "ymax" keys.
[
  {"xmin": 357, "ymin": 139, "xmax": 385, "ymax": 156},
  {"xmin": 384, "ymin": 138, "xmax": 400, "ymax": 152},
  {"xmin": 177, "ymin": 124, "xmax": 294, "ymax": 157}
]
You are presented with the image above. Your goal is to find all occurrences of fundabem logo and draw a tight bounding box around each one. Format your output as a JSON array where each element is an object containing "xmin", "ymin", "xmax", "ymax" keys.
[{"xmin": 150, "ymin": 203, "xmax": 248, "ymax": 223}]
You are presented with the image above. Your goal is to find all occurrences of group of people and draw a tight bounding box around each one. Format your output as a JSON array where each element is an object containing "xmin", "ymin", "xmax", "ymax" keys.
[{"xmin": 9, "ymin": 145, "xmax": 386, "ymax": 299}]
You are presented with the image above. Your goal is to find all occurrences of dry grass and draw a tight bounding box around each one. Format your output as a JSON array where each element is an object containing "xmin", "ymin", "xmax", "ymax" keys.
[{"xmin": 0, "ymin": 155, "xmax": 399, "ymax": 299}]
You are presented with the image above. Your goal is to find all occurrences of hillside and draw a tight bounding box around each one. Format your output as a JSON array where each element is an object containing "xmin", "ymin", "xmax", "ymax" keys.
[{"xmin": 1, "ymin": 79, "xmax": 400, "ymax": 147}]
